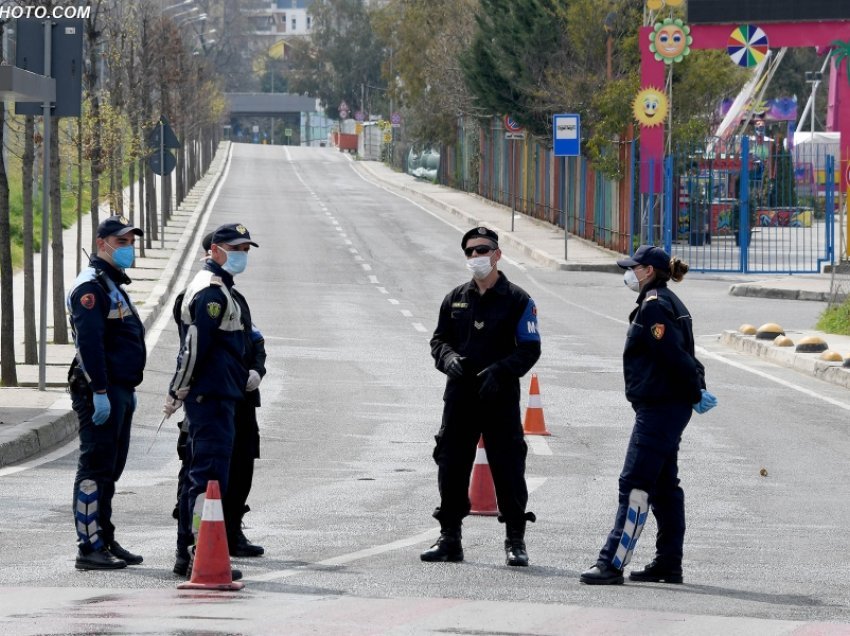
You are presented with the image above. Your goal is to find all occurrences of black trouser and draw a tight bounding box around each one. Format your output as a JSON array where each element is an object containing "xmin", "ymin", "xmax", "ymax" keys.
[
  {"xmin": 597, "ymin": 401, "xmax": 692, "ymax": 568},
  {"xmin": 71, "ymin": 383, "xmax": 135, "ymax": 552},
  {"xmin": 223, "ymin": 400, "xmax": 260, "ymax": 539},
  {"xmin": 432, "ymin": 386, "xmax": 529, "ymax": 526},
  {"xmin": 176, "ymin": 399, "xmax": 259, "ymax": 546}
]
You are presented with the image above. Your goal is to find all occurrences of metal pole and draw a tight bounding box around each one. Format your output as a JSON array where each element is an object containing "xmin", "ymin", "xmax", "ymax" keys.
[
  {"xmin": 511, "ymin": 139, "xmax": 516, "ymax": 232},
  {"xmin": 38, "ymin": 20, "xmax": 52, "ymax": 391},
  {"xmin": 160, "ymin": 117, "xmax": 165, "ymax": 249}
]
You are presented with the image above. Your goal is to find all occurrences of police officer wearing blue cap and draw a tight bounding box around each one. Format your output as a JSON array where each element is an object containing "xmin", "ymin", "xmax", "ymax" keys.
[
  {"xmin": 424, "ymin": 226, "xmax": 541, "ymax": 567},
  {"xmin": 580, "ymin": 245, "xmax": 717, "ymax": 585},
  {"xmin": 67, "ymin": 215, "xmax": 146, "ymax": 570},
  {"xmin": 165, "ymin": 222, "xmax": 258, "ymax": 576}
]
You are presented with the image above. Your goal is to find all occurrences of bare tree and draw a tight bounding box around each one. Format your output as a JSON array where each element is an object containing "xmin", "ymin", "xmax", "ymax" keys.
[
  {"xmin": 50, "ymin": 116, "xmax": 67, "ymax": 343},
  {"xmin": 22, "ymin": 116, "xmax": 37, "ymax": 363},
  {"xmin": 0, "ymin": 20, "xmax": 15, "ymax": 385}
]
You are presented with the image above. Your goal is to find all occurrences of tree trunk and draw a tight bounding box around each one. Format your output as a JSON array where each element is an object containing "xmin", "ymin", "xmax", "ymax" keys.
[
  {"xmin": 23, "ymin": 116, "xmax": 37, "ymax": 364},
  {"xmin": 50, "ymin": 117, "xmax": 67, "ymax": 344},
  {"xmin": 0, "ymin": 101, "xmax": 17, "ymax": 386}
]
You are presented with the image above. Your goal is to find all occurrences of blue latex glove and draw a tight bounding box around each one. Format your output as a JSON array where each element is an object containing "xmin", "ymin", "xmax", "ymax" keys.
[
  {"xmin": 92, "ymin": 392, "xmax": 111, "ymax": 426},
  {"xmin": 693, "ymin": 389, "xmax": 718, "ymax": 414}
]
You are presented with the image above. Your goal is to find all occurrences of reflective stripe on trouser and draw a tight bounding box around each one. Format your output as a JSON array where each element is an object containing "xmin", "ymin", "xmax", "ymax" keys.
[{"xmin": 75, "ymin": 479, "xmax": 103, "ymax": 550}]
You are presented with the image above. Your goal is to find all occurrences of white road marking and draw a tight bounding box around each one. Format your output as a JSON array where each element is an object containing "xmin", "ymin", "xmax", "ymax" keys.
[
  {"xmin": 376, "ymin": 287, "xmax": 388, "ymax": 294},
  {"xmin": 412, "ymin": 323, "xmax": 428, "ymax": 333},
  {"xmin": 361, "ymin": 263, "xmax": 372, "ymax": 271},
  {"xmin": 247, "ymin": 475, "xmax": 547, "ymax": 583},
  {"xmin": 388, "ymin": 299, "xmax": 400, "ymax": 305},
  {"xmin": 400, "ymin": 310, "xmax": 413, "ymax": 317},
  {"xmin": 368, "ymin": 275, "xmax": 379, "ymax": 284},
  {"xmin": 526, "ymin": 435, "xmax": 552, "ymax": 456}
]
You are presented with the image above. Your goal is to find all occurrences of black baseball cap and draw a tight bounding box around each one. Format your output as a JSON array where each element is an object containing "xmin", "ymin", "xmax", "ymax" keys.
[
  {"xmin": 617, "ymin": 245, "xmax": 671, "ymax": 272},
  {"xmin": 97, "ymin": 215, "xmax": 143, "ymax": 238},
  {"xmin": 461, "ymin": 226, "xmax": 499, "ymax": 250},
  {"xmin": 201, "ymin": 232, "xmax": 213, "ymax": 252},
  {"xmin": 210, "ymin": 223, "xmax": 258, "ymax": 247}
]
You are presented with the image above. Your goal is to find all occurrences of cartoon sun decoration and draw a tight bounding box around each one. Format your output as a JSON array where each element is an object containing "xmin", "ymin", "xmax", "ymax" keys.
[
  {"xmin": 649, "ymin": 17, "xmax": 692, "ymax": 64},
  {"xmin": 633, "ymin": 87, "xmax": 668, "ymax": 127}
]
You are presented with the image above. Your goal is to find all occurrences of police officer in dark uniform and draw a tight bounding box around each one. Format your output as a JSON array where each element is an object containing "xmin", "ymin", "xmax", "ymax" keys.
[
  {"xmin": 423, "ymin": 226, "xmax": 541, "ymax": 566},
  {"xmin": 171, "ymin": 232, "xmax": 266, "ymax": 570},
  {"xmin": 580, "ymin": 245, "xmax": 717, "ymax": 585},
  {"xmin": 67, "ymin": 215, "xmax": 146, "ymax": 570},
  {"xmin": 166, "ymin": 223, "xmax": 257, "ymax": 575}
]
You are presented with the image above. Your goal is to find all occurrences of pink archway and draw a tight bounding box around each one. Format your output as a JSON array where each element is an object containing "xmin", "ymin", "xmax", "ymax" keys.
[{"xmin": 640, "ymin": 20, "xmax": 850, "ymax": 192}]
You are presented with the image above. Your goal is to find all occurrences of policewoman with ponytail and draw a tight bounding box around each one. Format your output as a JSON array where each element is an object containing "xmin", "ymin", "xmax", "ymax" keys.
[{"xmin": 581, "ymin": 245, "xmax": 716, "ymax": 585}]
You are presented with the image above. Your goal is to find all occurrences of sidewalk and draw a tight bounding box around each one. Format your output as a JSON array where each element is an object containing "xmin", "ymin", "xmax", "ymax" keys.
[
  {"xmin": 1, "ymin": 150, "xmax": 847, "ymax": 468},
  {"xmin": 0, "ymin": 141, "xmax": 232, "ymax": 468}
]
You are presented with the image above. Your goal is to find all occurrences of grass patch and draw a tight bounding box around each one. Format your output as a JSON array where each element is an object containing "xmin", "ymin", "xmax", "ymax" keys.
[{"xmin": 816, "ymin": 300, "xmax": 850, "ymax": 335}]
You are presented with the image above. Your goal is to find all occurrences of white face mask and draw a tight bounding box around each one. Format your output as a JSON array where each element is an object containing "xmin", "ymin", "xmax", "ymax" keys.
[
  {"xmin": 466, "ymin": 255, "xmax": 493, "ymax": 279},
  {"xmin": 623, "ymin": 268, "xmax": 642, "ymax": 292}
]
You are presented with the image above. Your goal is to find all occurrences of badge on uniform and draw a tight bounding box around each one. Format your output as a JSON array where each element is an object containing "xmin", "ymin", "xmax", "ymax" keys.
[
  {"xmin": 651, "ymin": 323, "xmax": 665, "ymax": 340},
  {"xmin": 80, "ymin": 293, "xmax": 96, "ymax": 310},
  {"xmin": 474, "ymin": 321, "xmax": 484, "ymax": 330},
  {"xmin": 206, "ymin": 302, "xmax": 222, "ymax": 319}
]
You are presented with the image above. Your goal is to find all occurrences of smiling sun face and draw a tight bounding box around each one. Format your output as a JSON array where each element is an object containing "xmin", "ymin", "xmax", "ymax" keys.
[
  {"xmin": 633, "ymin": 87, "xmax": 668, "ymax": 127},
  {"xmin": 649, "ymin": 18, "xmax": 692, "ymax": 64}
]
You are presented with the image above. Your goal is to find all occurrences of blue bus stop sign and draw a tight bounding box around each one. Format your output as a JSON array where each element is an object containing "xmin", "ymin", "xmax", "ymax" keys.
[{"xmin": 553, "ymin": 114, "xmax": 580, "ymax": 157}]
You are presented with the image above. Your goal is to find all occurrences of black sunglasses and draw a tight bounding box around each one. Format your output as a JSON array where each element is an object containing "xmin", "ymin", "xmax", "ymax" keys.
[{"xmin": 464, "ymin": 245, "xmax": 496, "ymax": 257}]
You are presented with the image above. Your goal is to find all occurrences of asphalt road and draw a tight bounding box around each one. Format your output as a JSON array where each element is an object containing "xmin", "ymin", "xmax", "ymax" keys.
[{"xmin": 2, "ymin": 144, "xmax": 849, "ymax": 634}]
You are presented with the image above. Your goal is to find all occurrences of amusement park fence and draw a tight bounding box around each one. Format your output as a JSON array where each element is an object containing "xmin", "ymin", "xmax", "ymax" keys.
[{"xmin": 433, "ymin": 118, "xmax": 840, "ymax": 275}]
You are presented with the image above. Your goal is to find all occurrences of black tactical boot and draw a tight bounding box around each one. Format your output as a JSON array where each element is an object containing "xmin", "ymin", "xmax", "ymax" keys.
[
  {"xmin": 173, "ymin": 546, "xmax": 191, "ymax": 576},
  {"xmin": 420, "ymin": 525, "xmax": 463, "ymax": 562},
  {"xmin": 505, "ymin": 521, "xmax": 529, "ymax": 567},
  {"xmin": 629, "ymin": 559, "xmax": 683, "ymax": 584},
  {"xmin": 75, "ymin": 547, "xmax": 127, "ymax": 570},
  {"xmin": 229, "ymin": 530, "xmax": 265, "ymax": 557},
  {"xmin": 108, "ymin": 541, "xmax": 143, "ymax": 565},
  {"xmin": 579, "ymin": 562, "xmax": 624, "ymax": 585},
  {"xmin": 184, "ymin": 546, "xmax": 243, "ymax": 581}
]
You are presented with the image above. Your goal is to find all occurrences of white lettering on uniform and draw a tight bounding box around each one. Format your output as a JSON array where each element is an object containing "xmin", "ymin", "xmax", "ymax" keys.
[{"xmin": 527, "ymin": 321, "xmax": 537, "ymax": 334}]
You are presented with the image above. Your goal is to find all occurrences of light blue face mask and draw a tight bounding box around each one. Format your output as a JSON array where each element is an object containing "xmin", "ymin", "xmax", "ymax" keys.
[
  {"xmin": 111, "ymin": 245, "xmax": 135, "ymax": 269},
  {"xmin": 222, "ymin": 250, "xmax": 248, "ymax": 275}
]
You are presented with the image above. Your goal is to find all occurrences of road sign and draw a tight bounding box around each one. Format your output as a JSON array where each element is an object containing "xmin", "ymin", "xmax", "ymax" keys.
[
  {"xmin": 15, "ymin": 18, "xmax": 83, "ymax": 117},
  {"xmin": 285, "ymin": 128, "xmax": 292, "ymax": 137},
  {"xmin": 390, "ymin": 112, "xmax": 402, "ymax": 128},
  {"xmin": 147, "ymin": 116, "xmax": 181, "ymax": 149},
  {"xmin": 148, "ymin": 149, "xmax": 176, "ymax": 176},
  {"xmin": 505, "ymin": 132, "xmax": 526, "ymax": 140},
  {"xmin": 503, "ymin": 115, "xmax": 524, "ymax": 134},
  {"xmin": 553, "ymin": 113, "xmax": 581, "ymax": 157}
]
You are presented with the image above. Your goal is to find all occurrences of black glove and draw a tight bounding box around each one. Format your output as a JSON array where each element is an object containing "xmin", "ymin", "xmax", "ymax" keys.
[
  {"xmin": 445, "ymin": 354, "xmax": 465, "ymax": 379},
  {"xmin": 477, "ymin": 365, "xmax": 501, "ymax": 397}
]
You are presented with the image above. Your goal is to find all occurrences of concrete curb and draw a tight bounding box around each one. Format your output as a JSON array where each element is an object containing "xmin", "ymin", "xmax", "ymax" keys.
[
  {"xmin": 0, "ymin": 410, "xmax": 77, "ymax": 467},
  {"xmin": 352, "ymin": 161, "xmax": 623, "ymax": 274},
  {"xmin": 729, "ymin": 283, "xmax": 837, "ymax": 303},
  {"xmin": 720, "ymin": 330, "xmax": 850, "ymax": 390}
]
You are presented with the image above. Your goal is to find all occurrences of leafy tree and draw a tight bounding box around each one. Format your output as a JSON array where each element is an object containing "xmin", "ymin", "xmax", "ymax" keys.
[
  {"xmin": 461, "ymin": 0, "xmax": 570, "ymax": 144},
  {"xmin": 373, "ymin": 0, "xmax": 479, "ymax": 146},
  {"xmin": 289, "ymin": 0, "xmax": 386, "ymax": 117}
]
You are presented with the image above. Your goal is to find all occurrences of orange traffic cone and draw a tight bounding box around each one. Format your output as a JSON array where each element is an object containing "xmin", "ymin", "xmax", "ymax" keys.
[
  {"xmin": 178, "ymin": 480, "xmax": 245, "ymax": 590},
  {"xmin": 469, "ymin": 436, "xmax": 499, "ymax": 516},
  {"xmin": 523, "ymin": 373, "xmax": 550, "ymax": 436}
]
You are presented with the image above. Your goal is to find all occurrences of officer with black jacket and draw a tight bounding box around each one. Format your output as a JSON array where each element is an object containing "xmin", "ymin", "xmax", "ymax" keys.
[
  {"xmin": 67, "ymin": 215, "xmax": 146, "ymax": 570},
  {"xmin": 423, "ymin": 226, "xmax": 541, "ymax": 566},
  {"xmin": 580, "ymin": 245, "xmax": 717, "ymax": 585},
  {"xmin": 172, "ymin": 232, "xmax": 266, "ymax": 569},
  {"xmin": 165, "ymin": 223, "xmax": 257, "ymax": 575}
]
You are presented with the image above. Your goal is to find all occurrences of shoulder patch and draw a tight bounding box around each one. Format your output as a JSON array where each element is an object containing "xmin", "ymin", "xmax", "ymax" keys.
[
  {"xmin": 209, "ymin": 275, "xmax": 223, "ymax": 287},
  {"xmin": 650, "ymin": 323, "xmax": 665, "ymax": 340},
  {"xmin": 80, "ymin": 293, "xmax": 96, "ymax": 310},
  {"xmin": 644, "ymin": 290, "xmax": 659, "ymax": 302},
  {"xmin": 206, "ymin": 301, "xmax": 222, "ymax": 319}
]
